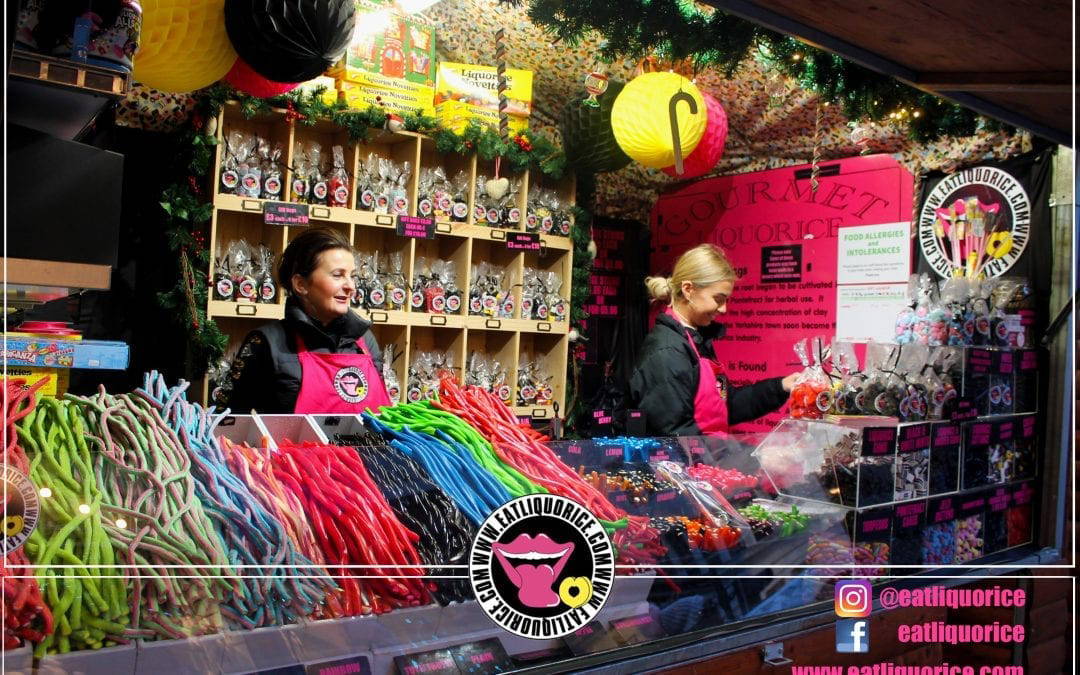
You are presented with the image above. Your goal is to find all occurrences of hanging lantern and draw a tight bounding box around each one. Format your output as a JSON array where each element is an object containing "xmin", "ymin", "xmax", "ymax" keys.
[
  {"xmin": 561, "ymin": 79, "xmax": 632, "ymax": 175},
  {"xmin": 224, "ymin": 0, "xmax": 355, "ymax": 83},
  {"xmin": 662, "ymin": 92, "xmax": 728, "ymax": 179},
  {"xmin": 610, "ymin": 72, "xmax": 706, "ymax": 169},
  {"xmin": 224, "ymin": 57, "xmax": 301, "ymax": 98},
  {"xmin": 133, "ymin": 0, "xmax": 238, "ymax": 93}
]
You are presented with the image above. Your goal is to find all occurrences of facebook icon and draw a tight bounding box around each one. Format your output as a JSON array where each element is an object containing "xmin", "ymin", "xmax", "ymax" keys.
[{"xmin": 836, "ymin": 619, "xmax": 870, "ymax": 653}]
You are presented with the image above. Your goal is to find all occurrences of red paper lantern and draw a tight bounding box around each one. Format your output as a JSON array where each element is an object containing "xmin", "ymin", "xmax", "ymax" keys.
[
  {"xmin": 662, "ymin": 92, "xmax": 728, "ymax": 180},
  {"xmin": 224, "ymin": 58, "xmax": 301, "ymax": 98}
]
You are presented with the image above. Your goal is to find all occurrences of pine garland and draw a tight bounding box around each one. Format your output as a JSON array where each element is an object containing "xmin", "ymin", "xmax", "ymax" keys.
[
  {"xmin": 205, "ymin": 84, "xmax": 567, "ymax": 177},
  {"xmin": 156, "ymin": 120, "xmax": 228, "ymax": 375},
  {"xmin": 516, "ymin": 0, "xmax": 1011, "ymax": 142}
]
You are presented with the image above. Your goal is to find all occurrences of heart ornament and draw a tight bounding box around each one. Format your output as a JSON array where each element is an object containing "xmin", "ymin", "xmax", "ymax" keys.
[{"xmin": 485, "ymin": 177, "xmax": 510, "ymax": 200}]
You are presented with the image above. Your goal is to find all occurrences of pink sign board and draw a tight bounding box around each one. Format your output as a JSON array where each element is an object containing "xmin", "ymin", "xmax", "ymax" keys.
[{"xmin": 649, "ymin": 154, "xmax": 914, "ymax": 431}]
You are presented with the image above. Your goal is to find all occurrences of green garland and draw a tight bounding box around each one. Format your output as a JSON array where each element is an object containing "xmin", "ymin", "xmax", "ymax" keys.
[
  {"xmin": 563, "ymin": 176, "xmax": 596, "ymax": 436},
  {"xmin": 205, "ymin": 84, "xmax": 567, "ymax": 177},
  {"xmin": 156, "ymin": 104, "xmax": 229, "ymax": 376},
  {"xmin": 516, "ymin": 0, "xmax": 1011, "ymax": 142}
]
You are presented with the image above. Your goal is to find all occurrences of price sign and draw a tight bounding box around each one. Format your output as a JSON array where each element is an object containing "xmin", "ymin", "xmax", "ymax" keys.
[
  {"xmin": 263, "ymin": 201, "xmax": 310, "ymax": 226},
  {"xmin": 397, "ymin": 215, "xmax": 437, "ymax": 240},
  {"xmin": 506, "ymin": 231, "xmax": 541, "ymax": 251}
]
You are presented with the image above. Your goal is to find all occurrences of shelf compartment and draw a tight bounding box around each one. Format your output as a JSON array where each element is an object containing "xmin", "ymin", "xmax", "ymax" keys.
[
  {"xmin": 366, "ymin": 323, "xmax": 408, "ymax": 406},
  {"xmin": 418, "ymin": 136, "xmax": 475, "ymax": 223},
  {"xmin": 412, "ymin": 234, "xmax": 469, "ymax": 318},
  {"xmin": 468, "ymin": 238, "xmax": 523, "ymax": 320},
  {"xmin": 406, "ymin": 326, "xmax": 466, "ymax": 401},
  {"xmin": 516, "ymin": 332, "xmax": 568, "ymax": 414},
  {"xmin": 216, "ymin": 104, "xmax": 293, "ymax": 202},
  {"xmin": 209, "ymin": 210, "xmax": 289, "ymax": 304},
  {"xmin": 354, "ymin": 134, "xmax": 421, "ymax": 216},
  {"xmin": 473, "ymin": 158, "xmax": 526, "ymax": 231},
  {"xmin": 465, "ymin": 327, "xmax": 519, "ymax": 407},
  {"xmin": 291, "ymin": 121, "xmax": 356, "ymax": 208},
  {"xmin": 351, "ymin": 223, "xmax": 412, "ymax": 311}
]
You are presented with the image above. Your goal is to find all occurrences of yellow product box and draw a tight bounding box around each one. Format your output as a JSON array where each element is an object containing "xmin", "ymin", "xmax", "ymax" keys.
[
  {"xmin": 339, "ymin": 71, "xmax": 435, "ymax": 117},
  {"xmin": 434, "ymin": 62, "xmax": 532, "ymax": 134},
  {"xmin": 3, "ymin": 367, "xmax": 69, "ymax": 397},
  {"xmin": 294, "ymin": 76, "xmax": 340, "ymax": 105}
]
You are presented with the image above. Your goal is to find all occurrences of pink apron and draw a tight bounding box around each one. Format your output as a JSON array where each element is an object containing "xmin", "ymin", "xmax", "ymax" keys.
[
  {"xmin": 293, "ymin": 334, "xmax": 393, "ymax": 414},
  {"xmin": 673, "ymin": 312, "xmax": 730, "ymax": 437}
]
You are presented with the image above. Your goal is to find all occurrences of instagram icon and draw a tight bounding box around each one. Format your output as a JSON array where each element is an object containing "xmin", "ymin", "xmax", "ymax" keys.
[{"xmin": 835, "ymin": 580, "xmax": 872, "ymax": 618}]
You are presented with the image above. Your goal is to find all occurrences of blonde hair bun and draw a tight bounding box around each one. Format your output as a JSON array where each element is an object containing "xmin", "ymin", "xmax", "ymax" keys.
[
  {"xmin": 645, "ymin": 276, "xmax": 673, "ymax": 303},
  {"xmin": 648, "ymin": 244, "xmax": 736, "ymax": 304}
]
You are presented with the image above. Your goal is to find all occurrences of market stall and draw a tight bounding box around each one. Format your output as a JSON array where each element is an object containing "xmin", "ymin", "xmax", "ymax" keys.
[{"xmin": 4, "ymin": 0, "xmax": 1073, "ymax": 673}]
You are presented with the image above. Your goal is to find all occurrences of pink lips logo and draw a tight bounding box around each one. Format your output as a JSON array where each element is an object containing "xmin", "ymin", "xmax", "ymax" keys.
[
  {"xmin": 492, "ymin": 534, "xmax": 574, "ymax": 608},
  {"xmin": 470, "ymin": 494, "xmax": 614, "ymax": 639}
]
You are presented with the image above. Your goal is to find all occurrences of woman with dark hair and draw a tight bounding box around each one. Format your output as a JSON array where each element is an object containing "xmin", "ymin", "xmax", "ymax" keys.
[{"xmin": 226, "ymin": 227, "xmax": 392, "ymax": 413}]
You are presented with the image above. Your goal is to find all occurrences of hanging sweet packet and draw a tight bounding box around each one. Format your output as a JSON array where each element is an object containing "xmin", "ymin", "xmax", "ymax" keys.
[
  {"xmin": 391, "ymin": 161, "xmax": 412, "ymax": 216},
  {"xmin": 520, "ymin": 267, "xmax": 538, "ymax": 320},
  {"xmin": 432, "ymin": 167, "xmax": 453, "ymax": 220},
  {"xmin": 525, "ymin": 185, "xmax": 541, "ymax": 233},
  {"xmin": 255, "ymin": 245, "xmax": 276, "ymax": 303},
  {"xmin": 383, "ymin": 343, "xmax": 401, "ymax": 405},
  {"xmin": 220, "ymin": 130, "xmax": 245, "ymax": 193},
  {"xmin": 291, "ymin": 141, "xmax": 310, "ymax": 203},
  {"xmin": 426, "ymin": 260, "xmax": 448, "ymax": 313},
  {"xmin": 496, "ymin": 267, "xmax": 515, "ymax": 318},
  {"xmin": 329, "ymin": 145, "xmax": 350, "ymax": 207},
  {"xmin": 367, "ymin": 252, "xmax": 388, "ymax": 310},
  {"xmin": 237, "ymin": 135, "xmax": 261, "ymax": 198},
  {"xmin": 416, "ymin": 168, "xmax": 435, "ymax": 218},
  {"xmin": 787, "ymin": 336, "xmax": 832, "ymax": 419},
  {"xmin": 410, "ymin": 257, "xmax": 429, "ymax": 311},
  {"xmin": 387, "ymin": 252, "xmax": 407, "ymax": 310},
  {"xmin": 262, "ymin": 142, "xmax": 284, "ymax": 200},
  {"xmin": 352, "ymin": 252, "xmax": 370, "ymax": 309},
  {"xmin": 547, "ymin": 272, "xmax": 568, "ymax": 321},
  {"xmin": 232, "ymin": 240, "xmax": 258, "ymax": 302},
  {"xmin": 502, "ymin": 178, "xmax": 522, "ymax": 228},
  {"xmin": 443, "ymin": 262, "xmax": 463, "ymax": 314},
  {"xmin": 214, "ymin": 245, "xmax": 235, "ymax": 300},
  {"xmin": 308, "ymin": 142, "xmax": 328, "ymax": 205},
  {"xmin": 894, "ymin": 275, "xmax": 918, "ymax": 345},
  {"xmin": 474, "ymin": 175, "xmax": 491, "ymax": 225},
  {"xmin": 451, "ymin": 170, "xmax": 470, "ymax": 222},
  {"xmin": 356, "ymin": 154, "xmax": 378, "ymax": 211}
]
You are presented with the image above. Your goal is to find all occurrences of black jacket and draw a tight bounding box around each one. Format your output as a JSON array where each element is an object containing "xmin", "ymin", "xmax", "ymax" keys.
[
  {"xmin": 226, "ymin": 297, "xmax": 383, "ymax": 413},
  {"xmin": 629, "ymin": 313, "xmax": 787, "ymax": 436}
]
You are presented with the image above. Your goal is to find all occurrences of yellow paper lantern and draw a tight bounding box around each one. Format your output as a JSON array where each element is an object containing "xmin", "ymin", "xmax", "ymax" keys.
[
  {"xmin": 133, "ymin": 0, "xmax": 237, "ymax": 93},
  {"xmin": 610, "ymin": 72, "xmax": 707, "ymax": 169}
]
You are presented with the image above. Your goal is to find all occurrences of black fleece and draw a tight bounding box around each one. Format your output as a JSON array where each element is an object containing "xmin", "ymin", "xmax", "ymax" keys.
[
  {"xmin": 226, "ymin": 297, "xmax": 382, "ymax": 413},
  {"xmin": 629, "ymin": 313, "xmax": 787, "ymax": 436}
]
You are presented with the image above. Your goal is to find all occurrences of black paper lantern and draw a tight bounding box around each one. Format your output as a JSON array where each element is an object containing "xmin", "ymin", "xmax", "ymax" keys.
[
  {"xmin": 225, "ymin": 0, "xmax": 356, "ymax": 83},
  {"xmin": 560, "ymin": 80, "xmax": 632, "ymax": 175}
]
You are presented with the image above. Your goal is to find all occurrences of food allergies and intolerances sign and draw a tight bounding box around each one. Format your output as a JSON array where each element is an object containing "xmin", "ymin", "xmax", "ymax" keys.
[{"xmin": 835, "ymin": 221, "xmax": 912, "ymax": 343}]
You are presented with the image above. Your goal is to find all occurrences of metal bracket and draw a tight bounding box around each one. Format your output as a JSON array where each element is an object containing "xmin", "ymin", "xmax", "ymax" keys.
[{"xmin": 761, "ymin": 642, "xmax": 792, "ymax": 666}]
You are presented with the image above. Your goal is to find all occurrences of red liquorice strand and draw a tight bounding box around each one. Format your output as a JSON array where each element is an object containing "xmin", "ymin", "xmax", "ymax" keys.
[{"xmin": 271, "ymin": 441, "xmax": 433, "ymax": 615}]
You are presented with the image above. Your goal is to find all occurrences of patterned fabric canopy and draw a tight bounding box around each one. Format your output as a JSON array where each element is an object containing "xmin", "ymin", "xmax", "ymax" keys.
[{"xmin": 117, "ymin": 0, "xmax": 1030, "ymax": 221}]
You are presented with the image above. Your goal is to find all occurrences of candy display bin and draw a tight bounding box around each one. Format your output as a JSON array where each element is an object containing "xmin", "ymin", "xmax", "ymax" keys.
[
  {"xmin": 752, "ymin": 418, "xmax": 897, "ymax": 509},
  {"xmin": 36, "ymin": 642, "xmax": 137, "ymax": 675},
  {"xmin": 2, "ymin": 643, "xmax": 33, "ymax": 675}
]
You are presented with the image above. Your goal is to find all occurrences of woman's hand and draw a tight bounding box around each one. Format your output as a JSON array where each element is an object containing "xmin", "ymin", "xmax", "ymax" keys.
[{"xmin": 781, "ymin": 372, "xmax": 800, "ymax": 392}]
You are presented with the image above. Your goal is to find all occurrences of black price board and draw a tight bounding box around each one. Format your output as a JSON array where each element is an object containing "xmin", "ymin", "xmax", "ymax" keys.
[
  {"xmin": 394, "ymin": 648, "xmax": 460, "ymax": 675},
  {"xmin": 305, "ymin": 654, "xmax": 372, "ymax": 675},
  {"xmin": 397, "ymin": 215, "xmax": 437, "ymax": 240},
  {"xmin": 263, "ymin": 201, "xmax": 309, "ymax": 226},
  {"xmin": 608, "ymin": 613, "xmax": 666, "ymax": 645},
  {"xmin": 506, "ymin": 231, "xmax": 541, "ymax": 251},
  {"xmin": 449, "ymin": 638, "xmax": 514, "ymax": 674},
  {"xmin": 562, "ymin": 620, "xmax": 620, "ymax": 655}
]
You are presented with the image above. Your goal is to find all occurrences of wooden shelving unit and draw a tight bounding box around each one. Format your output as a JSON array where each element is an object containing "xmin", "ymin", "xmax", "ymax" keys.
[{"xmin": 205, "ymin": 103, "xmax": 574, "ymax": 419}]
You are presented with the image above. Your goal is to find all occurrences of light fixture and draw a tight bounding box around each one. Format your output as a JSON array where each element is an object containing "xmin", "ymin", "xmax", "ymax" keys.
[
  {"xmin": 39, "ymin": 487, "xmax": 52, "ymax": 498},
  {"xmin": 792, "ymin": 53, "xmax": 802, "ymax": 61},
  {"xmin": 115, "ymin": 518, "xmax": 127, "ymax": 529},
  {"xmin": 78, "ymin": 504, "xmax": 91, "ymax": 515}
]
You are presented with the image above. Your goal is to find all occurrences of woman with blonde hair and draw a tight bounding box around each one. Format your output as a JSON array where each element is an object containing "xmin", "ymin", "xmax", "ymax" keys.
[{"xmin": 629, "ymin": 243, "xmax": 798, "ymax": 436}]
